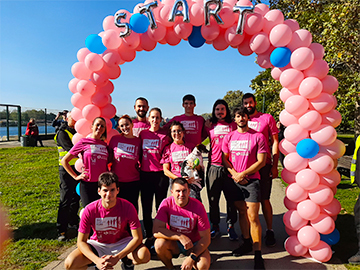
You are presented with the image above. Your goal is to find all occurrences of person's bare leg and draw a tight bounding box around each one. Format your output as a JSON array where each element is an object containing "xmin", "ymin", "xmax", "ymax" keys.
[
  {"xmin": 246, "ymin": 202, "xmax": 261, "ymax": 251},
  {"xmin": 127, "ymin": 244, "xmax": 151, "ymax": 265},
  {"xmin": 261, "ymin": 199, "xmax": 273, "ymax": 230},
  {"xmin": 195, "ymin": 249, "xmax": 211, "ymax": 270},
  {"xmin": 234, "ymin": 200, "xmax": 250, "ymax": 238},
  {"xmin": 154, "ymin": 238, "xmax": 179, "ymax": 269},
  {"xmin": 64, "ymin": 248, "xmax": 91, "ymax": 270}
]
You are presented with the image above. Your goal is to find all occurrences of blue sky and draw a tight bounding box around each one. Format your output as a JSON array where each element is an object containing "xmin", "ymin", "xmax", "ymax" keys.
[{"xmin": 0, "ymin": 0, "xmax": 264, "ymax": 118}]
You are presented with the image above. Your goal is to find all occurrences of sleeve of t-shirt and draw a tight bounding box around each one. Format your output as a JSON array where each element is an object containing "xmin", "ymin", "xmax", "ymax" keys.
[
  {"xmin": 78, "ymin": 205, "xmax": 92, "ymax": 235},
  {"xmin": 154, "ymin": 199, "xmax": 169, "ymax": 224},
  {"xmin": 257, "ymin": 134, "xmax": 268, "ymax": 154},
  {"xmin": 126, "ymin": 202, "xmax": 141, "ymax": 230},
  {"xmin": 268, "ymin": 115, "xmax": 279, "ymax": 136},
  {"xmin": 222, "ymin": 134, "xmax": 230, "ymax": 154},
  {"xmin": 161, "ymin": 145, "xmax": 171, "ymax": 165},
  {"xmin": 196, "ymin": 203, "xmax": 211, "ymax": 231},
  {"xmin": 69, "ymin": 140, "xmax": 84, "ymax": 157}
]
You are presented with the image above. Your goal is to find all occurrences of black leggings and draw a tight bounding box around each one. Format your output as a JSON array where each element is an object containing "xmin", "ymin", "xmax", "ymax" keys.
[
  {"xmin": 80, "ymin": 181, "xmax": 100, "ymax": 207},
  {"xmin": 140, "ymin": 171, "xmax": 169, "ymax": 238},
  {"xmin": 118, "ymin": 180, "xmax": 141, "ymax": 213}
]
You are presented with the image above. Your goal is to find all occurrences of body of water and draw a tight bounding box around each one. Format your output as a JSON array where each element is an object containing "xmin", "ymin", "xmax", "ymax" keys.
[{"xmin": 0, "ymin": 125, "xmax": 56, "ymax": 137}]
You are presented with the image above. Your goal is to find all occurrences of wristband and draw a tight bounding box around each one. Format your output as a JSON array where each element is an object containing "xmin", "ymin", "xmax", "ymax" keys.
[{"xmin": 190, "ymin": 254, "xmax": 198, "ymax": 262}]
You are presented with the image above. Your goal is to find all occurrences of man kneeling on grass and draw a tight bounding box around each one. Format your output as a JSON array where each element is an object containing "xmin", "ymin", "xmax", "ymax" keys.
[
  {"xmin": 64, "ymin": 172, "xmax": 150, "ymax": 270},
  {"xmin": 153, "ymin": 178, "xmax": 211, "ymax": 270}
]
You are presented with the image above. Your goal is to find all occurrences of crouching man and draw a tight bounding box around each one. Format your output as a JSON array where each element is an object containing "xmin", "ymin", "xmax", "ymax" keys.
[
  {"xmin": 153, "ymin": 178, "xmax": 211, "ymax": 270},
  {"xmin": 64, "ymin": 172, "xmax": 150, "ymax": 270}
]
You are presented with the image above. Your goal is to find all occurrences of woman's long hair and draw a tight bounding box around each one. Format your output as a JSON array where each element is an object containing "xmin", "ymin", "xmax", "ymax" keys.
[{"xmin": 210, "ymin": 99, "xmax": 232, "ymax": 124}]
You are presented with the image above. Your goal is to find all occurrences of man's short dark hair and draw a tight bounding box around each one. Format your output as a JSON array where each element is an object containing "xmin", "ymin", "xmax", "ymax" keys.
[
  {"xmin": 170, "ymin": 177, "xmax": 189, "ymax": 189},
  {"xmin": 182, "ymin": 94, "xmax": 196, "ymax": 104},
  {"xmin": 135, "ymin": 97, "xmax": 149, "ymax": 105},
  {"xmin": 242, "ymin": 93, "xmax": 256, "ymax": 103},
  {"xmin": 233, "ymin": 106, "xmax": 250, "ymax": 117},
  {"xmin": 98, "ymin": 172, "xmax": 119, "ymax": 188}
]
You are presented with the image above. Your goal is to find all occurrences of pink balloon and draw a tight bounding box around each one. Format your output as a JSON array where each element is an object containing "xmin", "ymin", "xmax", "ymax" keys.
[
  {"xmin": 287, "ymin": 29, "xmax": 312, "ymax": 51},
  {"xmin": 309, "ymin": 43, "xmax": 325, "ymax": 60},
  {"xmin": 85, "ymin": 53, "xmax": 104, "ymax": 72},
  {"xmin": 279, "ymin": 138, "xmax": 296, "ymax": 156},
  {"xmin": 297, "ymin": 199, "xmax": 320, "ymax": 220},
  {"xmin": 283, "ymin": 209, "xmax": 308, "ymax": 231},
  {"xmin": 319, "ymin": 170, "xmax": 341, "ymax": 188},
  {"xmin": 165, "ymin": 27, "xmax": 181, "ymax": 46},
  {"xmin": 331, "ymin": 95, "xmax": 338, "ymax": 110},
  {"xmin": 321, "ymin": 75, "xmax": 339, "ymax": 95},
  {"xmin": 284, "ymin": 152, "xmax": 308, "ymax": 173},
  {"xmin": 250, "ymin": 32, "xmax": 270, "ymax": 54},
  {"xmin": 297, "ymin": 225, "xmax": 320, "ymax": 248},
  {"xmin": 319, "ymin": 140, "xmax": 345, "ymax": 160},
  {"xmin": 77, "ymin": 48, "xmax": 91, "ymax": 62},
  {"xmin": 285, "ymin": 95, "xmax": 309, "ymax": 116},
  {"xmin": 107, "ymin": 128, "xmax": 120, "ymax": 144},
  {"xmin": 286, "ymin": 183, "xmax": 308, "ymax": 203},
  {"xmin": 283, "ymin": 19, "xmax": 299, "ymax": 32},
  {"xmin": 285, "ymin": 226, "xmax": 298, "ymax": 236},
  {"xmin": 72, "ymin": 133, "xmax": 84, "ymax": 145},
  {"xmin": 103, "ymin": 117, "xmax": 113, "ymax": 131},
  {"xmin": 103, "ymin": 15, "xmax": 120, "ymax": 32},
  {"xmin": 262, "ymin": 9, "xmax": 284, "ymax": 34},
  {"xmin": 285, "ymin": 236, "xmax": 308, "ymax": 257},
  {"xmin": 71, "ymin": 93, "xmax": 91, "ymax": 110},
  {"xmin": 74, "ymin": 158, "xmax": 83, "ymax": 173},
  {"xmin": 68, "ymin": 78, "xmax": 80, "ymax": 94},
  {"xmin": 281, "ymin": 168, "xmax": 297, "ymax": 184},
  {"xmin": 71, "ymin": 107, "xmax": 83, "ymax": 122},
  {"xmin": 103, "ymin": 65, "xmax": 121, "ymax": 80},
  {"xmin": 309, "ymin": 241, "xmax": 332, "ymax": 262},
  {"xmin": 290, "ymin": 47, "xmax": 314, "ymax": 70},
  {"xmin": 298, "ymin": 77, "xmax": 323, "ymax": 99},
  {"xmin": 271, "ymin": 67, "xmax": 282, "ymax": 81},
  {"xmin": 321, "ymin": 198, "xmax": 341, "ymax": 216},
  {"xmin": 296, "ymin": 169, "xmax": 320, "ymax": 190},
  {"xmin": 118, "ymin": 47, "xmax": 136, "ymax": 62},
  {"xmin": 212, "ymin": 30, "xmax": 229, "ymax": 51},
  {"xmin": 91, "ymin": 92, "xmax": 111, "ymax": 108},
  {"xmin": 122, "ymin": 32, "xmax": 141, "ymax": 49},
  {"xmin": 76, "ymin": 80, "xmax": 96, "ymax": 97},
  {"xmin": 256, "ymin": 46, "xmax": 274, "ymax": 69},
  {"xmin": 101, "ymin": 103, "xmax": 116, "ymax": 119},
  {"xmin": 102, "ymin": 29, "xmax": 122, "ymax": 50},
  {"xmin": 284, "ymin": 124, "xmax": 308, "ymax": 144},
  {"xmin": 159, "ymin": 4, "xmax": 175, "ymax": 27},
  {"xmin": 280, "ymin": 69, "xmax": 305, "ymax": 90},
  {"xmin": 82, "ymin": 104, "xmax": 101, "ymax": 122},
  {"xmin": 75, "ymin": 118, "xmax": 92, "ymax": 136},
  {"xmin": 244, "ymin": 13, "xmax": 264, "ymax": 35},
  {"xmin": 254, "ymin": 3, "xmax": 269, "ymax": 16},
  {"xmin": 102, "ymin": 50, "xmax": 123, "ymax": 67},
  {"xmin": 269, "ymin": 24, "xmax": 292, "ymax": 47},
  {"xmin": 91, "ymin": 71, "xmax": 109, "ymax": 87},
  {"xmin": 219, "ymin": 5, "xmax": 236, "ymax": 29},
  {"xmin": 71, "ymin": 62, "xmax": 92, "ymax": 80},
  {"xmin": 308, "ymin": 184, "xmax": 334, "ymax": 206},
  {"xmin": 280, "ymin": 88, "xmax": 296, "ymax": 103},
  {"xmin": 310, "ymin": 124, "xmax": 337, "ymax": 146},
  {"xmin": 309, "ymin": 93, "xmax": 335, "ymax": 114},
  {"xmin": 189, "ymin": 2, "xmax": 204, "ymax": 26},
  {"xmin": 308, "ymin": 153, "xmax": 334, "ymax": 175},
  {"xmin": 298, "ymin": 110, "xmax": 322, "ymax": 131},
  {"xmin": 97, "ymin": 81, "xmax": 114, "ymax": 95},
  {"xmin": 225, "ymin": 25, "xmax": 245, "ymax": 47},
  {"xmin": 201, "ymin": 21, "xmax": 220, "ymax": 41},
  {"xmin": 284, "ymin": 196, "xmax": 298, "ymax": 210},
  {"xmin": 237, "ymin": 35, "xmax": 253, "ymax": 56},
  {"xmin": 303, "ymin": 60, "xmax": 329, "ymax": 79},
  {"xmin": 236, "ymin": 0, "xmax": 252, "ymax": 5},
  {"xmin": 310, "ymin": 213, "xmax": 335, "ymax": 235},
  {"xmin": 174, "ymin": 21, "xmax": 193, "ymax": 39},
  {"xmin": 140, "ymin": 32, "xmax": 157, "ymax": 52},
  {"xmin": 147, "ymin": 22, "xmax": 166, "ymax": 41}
]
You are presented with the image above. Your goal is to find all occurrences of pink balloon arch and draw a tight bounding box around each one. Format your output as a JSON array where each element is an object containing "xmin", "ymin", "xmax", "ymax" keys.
[{"xmin": 68, "ymin": 0, "xmax": 344, "ymax": 262}]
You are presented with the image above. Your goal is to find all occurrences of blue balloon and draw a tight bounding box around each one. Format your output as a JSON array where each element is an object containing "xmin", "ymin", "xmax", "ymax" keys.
[
  {"xmin": 85, "ymin": 34, "xmax": 107, "ymax": 54},
  {"xmin": 129, "ymin": 13, "xmax": 150, "ymax": 34},
  {"xmin": 188, "ymin": 26, "xmax": 205, "ymax": 48},
  {"xmin": 296, "ymin": 138, "xmax": 319, "ymax": 159},
  {"xmin": 270, "ymin": 47, "xmax": 291, "ymax": 68},
  {"xmin": 320, "ymin": 228, "xmax": 340, "ymax": 245},
  {"xmin": 76, "ymin": 183, "xmax": 80, "ymax": 196},
  {"xmin": 110, "ymin": 118, "xmax": 117, "ymax": 129}
]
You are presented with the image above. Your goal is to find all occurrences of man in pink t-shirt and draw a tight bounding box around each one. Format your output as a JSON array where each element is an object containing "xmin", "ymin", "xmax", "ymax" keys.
[
  {"xmin": 64, "ymin": 172, "xmax": 150, "ymax": 270},
  {"xmin": 243, "ymin": 93, "xmax": 279, "ymax": 247},
  {"xmin": 222, "ymin": 106, "xmax": 267, "ymax": 269},
  {"xmin": 132, "ymin": 97, "xmax": 150, "ymax": 137},
  {"xmin": 153, "ymin": 178, "xmax": 211, "ymax": 270}
]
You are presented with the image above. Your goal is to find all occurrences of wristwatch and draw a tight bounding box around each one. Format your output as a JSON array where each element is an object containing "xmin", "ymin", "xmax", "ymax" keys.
[{"xmin": 190, "ymin": 254, "xmax": 198, "ymax": 262}]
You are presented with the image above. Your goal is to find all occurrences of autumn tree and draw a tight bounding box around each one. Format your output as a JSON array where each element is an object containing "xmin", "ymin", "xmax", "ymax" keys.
[
  {"xmin": 251, "ymin": 0, "xmax": 360, "ymax": 134},
  {"xmin": 223, "ymin": 90, "xmax": 245, "ymax": 114}
]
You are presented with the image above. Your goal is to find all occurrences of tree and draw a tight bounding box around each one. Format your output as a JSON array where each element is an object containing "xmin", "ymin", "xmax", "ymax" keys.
[
  {"xmin": 251, "ymin": 0, "xmax": 360, "ymax": 134},
  {"xmin": 201, "ymin": 113, "xmax": 212, "ymax": 120},
  {"xmin": 223, "ymin": 90, "xmax": 245, "ymax": 113}
]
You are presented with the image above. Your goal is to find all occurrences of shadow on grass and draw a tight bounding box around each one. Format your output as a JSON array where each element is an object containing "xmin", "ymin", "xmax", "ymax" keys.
[{"xmin": 13, "ymin": 222, "xmax": 59, "ymax": 240}]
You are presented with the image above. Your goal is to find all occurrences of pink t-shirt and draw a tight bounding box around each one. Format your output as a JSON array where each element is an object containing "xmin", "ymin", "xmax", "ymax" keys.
[
  {"xmin": 248, "ymin": 112, "xmax": 278, "ymax": 164},
  {"xmin": 79, "ymin": 198, "xmax": 140, "ymax": 244},
  {"xmin": 69, "ymin": 138, "xmax": 109, "ymax": 183},
  {"xmin": 222, "ymin": 129, "xmax": 267, "ymax": 180},
  {"xmin": 132, "ymin": 119, "xmax": 150, "ymax": 138},
  {"xmin": 155, "ymin": 196, "xmax": 210, "ymax": 243},
  {"xmin": 206, "ymin": 121, "xmax": 237, "ymax": 166},
  {"xmin": 109, "ymin": 135, "xmax": 141, "ymax": 183},
  {"xmin": 140, "ymin": 129, "xmax": 171, "ymax": 172},
  {"xmin": 161, "ymin": 142, "xmax": 192, "ymax": 177},
  {"xmin": 166, "ymin": 114, "xmax": 206, "ymax": 149}
]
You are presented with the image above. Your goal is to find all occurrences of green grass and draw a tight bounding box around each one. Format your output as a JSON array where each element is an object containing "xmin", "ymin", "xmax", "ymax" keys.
[{"xmin": 0, "ymin": 147, "xmax": 76, "ymax": 270}]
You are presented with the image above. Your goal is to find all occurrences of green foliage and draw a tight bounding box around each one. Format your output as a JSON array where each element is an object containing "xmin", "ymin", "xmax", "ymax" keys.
[
  {"xmin": 223, "ymin": 90, "xmax": 245, "ymax": 114},
  {"xmin": 0, "ymin": 147, "xmax": 75, "ymax": 269},
  {"xmin": 251, "ymin": 0, "xmax": 360, "ymax": 131},
  {"xmin": 0, "ymin": 109, "xmax": 56, "ymax": 125}
]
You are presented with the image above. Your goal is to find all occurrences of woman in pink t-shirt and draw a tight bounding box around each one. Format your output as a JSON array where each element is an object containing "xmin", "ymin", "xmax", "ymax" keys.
[
  {"xmin": 109, "ymin": 115, "xmax": 141, "ymax": 212},
  {"xmin": 139, "ymin": 108, "xmax": 170, "ymax": 246},
  {"xmin": 62, "ymin": 117, "xmax": 109, "ymax": 207}
]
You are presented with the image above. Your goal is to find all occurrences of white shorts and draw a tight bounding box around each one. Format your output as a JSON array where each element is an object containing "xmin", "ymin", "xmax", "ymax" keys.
[{"xmin": 87, "ymin": 236, "xmax": 132, "ymax": 257}]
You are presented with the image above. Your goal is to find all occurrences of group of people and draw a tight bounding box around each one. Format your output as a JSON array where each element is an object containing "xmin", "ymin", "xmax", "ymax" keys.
[{"xmin": 55, "ymin": 93, "xmax": 279, "ymax": 270}]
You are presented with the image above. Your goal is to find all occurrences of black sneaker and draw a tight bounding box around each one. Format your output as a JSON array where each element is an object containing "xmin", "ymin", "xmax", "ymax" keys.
[
  {"xmin": 265, "ymin": 230, "xmax": 276, "ymax": 247},
  {"xmin": 211, "ymin": 225, "xmax": 220, "ymax": 239},
  {"xmin": 349, "ymin": 252, "xmax": 360, "ymax": 264},
  {"xmin": 144, "ymin": 237, "xmax": 156, "ymax": 256},
  {"xmin": 254, "ymin": 255, "xmax": 265, "ymax": 269},
  {"xmin": 122, "ymin": 257, "xmax": 134, "ymax": 270},
  {"xmin": 232, "ymin": 238, "xmax": 252, "ymax": 257},
  {"xmin": 227, "ymin": 226, "xmax": 239, "ymax": 241}
]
